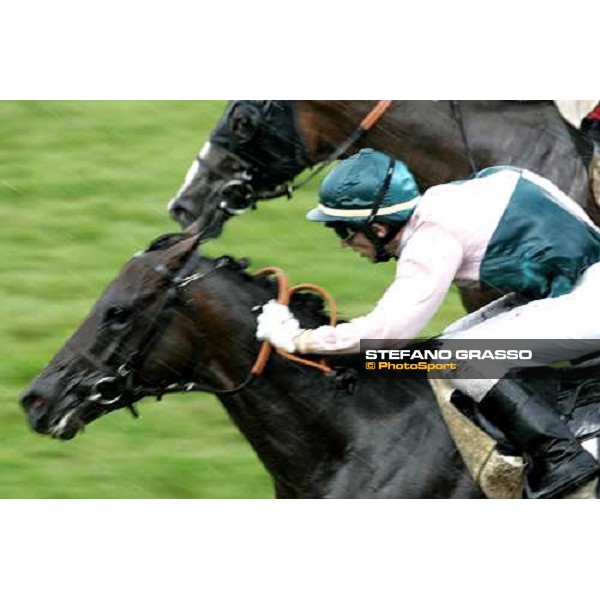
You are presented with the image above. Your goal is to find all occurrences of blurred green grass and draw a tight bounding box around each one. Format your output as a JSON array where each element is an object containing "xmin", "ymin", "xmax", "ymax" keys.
[{"xmin": 0, "ymin": 101, "xmax": 466, "ymax": 498}]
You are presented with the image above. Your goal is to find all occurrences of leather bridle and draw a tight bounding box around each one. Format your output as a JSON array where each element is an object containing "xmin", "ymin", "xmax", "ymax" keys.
[
  {"xmin": 201, "ymin": 101, "xmax": 393, "ymax": 218},
  {"xmin": 85, "ymin": 253, "xmax": 254, "ymax": 415}
]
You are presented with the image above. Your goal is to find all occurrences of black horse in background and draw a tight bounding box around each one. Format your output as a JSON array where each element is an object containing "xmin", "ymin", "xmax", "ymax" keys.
[
  {"xmin": 20, "ymin": 233, "xmax": 481, "ymax": 498},
  {"xmin": 166, "ymin": 101, "xmax": 596, "ymax": 312}
]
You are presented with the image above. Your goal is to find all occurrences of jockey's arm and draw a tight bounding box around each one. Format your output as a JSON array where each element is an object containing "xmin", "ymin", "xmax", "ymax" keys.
[{"xmin": 295, "ymin": 225, "xmax": 464, "ymax": 354}]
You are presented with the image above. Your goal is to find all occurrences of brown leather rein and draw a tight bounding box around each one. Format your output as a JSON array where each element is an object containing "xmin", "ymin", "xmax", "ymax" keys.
[{"xmin": 251, "ymin": 267, "xmax": 337, "ymax": 376}]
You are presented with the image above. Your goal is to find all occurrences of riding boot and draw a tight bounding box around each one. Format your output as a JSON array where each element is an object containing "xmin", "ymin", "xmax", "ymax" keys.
[{"xmin": 479, "ymin": 378, "xmax": 600, "ymax": 499}]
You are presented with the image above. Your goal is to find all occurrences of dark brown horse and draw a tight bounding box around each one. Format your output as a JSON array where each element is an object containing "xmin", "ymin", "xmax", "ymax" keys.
[
  {"xmin": 167, "ymin": 100, "xmax": 595, "ymax": 311},
  {"xmin": 168, "ymin": 101, "xmax": 595, "ymax": 233},
  {"xmin": 20, "ymin": 233, "xmax": 482, "ymax": 498}
]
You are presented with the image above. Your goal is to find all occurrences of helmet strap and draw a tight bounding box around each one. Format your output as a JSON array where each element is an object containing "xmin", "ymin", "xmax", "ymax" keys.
[
  {"xmin": 361, "ymin": 155, "xmax": 398, "ymax": 263},
  {"xmin": 362, "ymin": 224, "xmax": 400, "ymax": 263}
]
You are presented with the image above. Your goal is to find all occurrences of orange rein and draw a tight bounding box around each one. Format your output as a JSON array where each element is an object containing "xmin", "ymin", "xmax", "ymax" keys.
[
  {"xmin": 361, "ymin": 100, "xmax": 393, "ymax": 131},
  {"xmin": 251, "ymin": 267, "xmax": 337, "ymax": 376}
]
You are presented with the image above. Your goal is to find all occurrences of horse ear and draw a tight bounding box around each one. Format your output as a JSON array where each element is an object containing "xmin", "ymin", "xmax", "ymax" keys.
[{"xmin": 162, "ymin": 233, "xmax": 201, "ymax": 272}]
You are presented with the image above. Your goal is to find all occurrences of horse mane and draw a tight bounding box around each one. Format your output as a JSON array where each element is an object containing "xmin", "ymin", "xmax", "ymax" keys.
[
  {"xmin": 141, "ymin": 233, "xmax": 338, "ymax": 328},
  {"xmin": 209, "ymin": 254, "xmax": 334, "ymax": 328}
]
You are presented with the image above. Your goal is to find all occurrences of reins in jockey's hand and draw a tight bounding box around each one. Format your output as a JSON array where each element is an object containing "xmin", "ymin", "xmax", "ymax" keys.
[{"xmin": 251, "ymin": 268, "xmax": 336, "ymax": 376}]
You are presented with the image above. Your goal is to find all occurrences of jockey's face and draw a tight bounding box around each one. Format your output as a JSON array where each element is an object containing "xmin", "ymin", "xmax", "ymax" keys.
[
  {"xmin": 341, "ymin": 230, "xmax": 377, "ymax": 261},
  {"xmin": 340, "ymin": 223, "xmax": 403, "ymax": 263}
]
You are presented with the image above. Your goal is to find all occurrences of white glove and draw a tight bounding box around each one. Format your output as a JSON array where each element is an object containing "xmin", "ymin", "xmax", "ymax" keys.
[{"xmin": 256, "ymin": 300, "xmax": 303, "ymax": 353}]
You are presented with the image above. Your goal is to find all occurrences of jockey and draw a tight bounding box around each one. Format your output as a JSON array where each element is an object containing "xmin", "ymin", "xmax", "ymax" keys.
[{"xmin": 256, "ymin": 148, "xmax": 600, "ymax": 499}]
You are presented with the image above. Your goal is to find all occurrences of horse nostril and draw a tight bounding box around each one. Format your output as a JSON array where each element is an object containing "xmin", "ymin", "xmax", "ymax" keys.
[
  {"xmin": 21, "ymin": 391, "xmax": 47, "ymax": 412},
  {"xmin": 20, "ymin": 391, "xmax": 52, "ymax": 433}
]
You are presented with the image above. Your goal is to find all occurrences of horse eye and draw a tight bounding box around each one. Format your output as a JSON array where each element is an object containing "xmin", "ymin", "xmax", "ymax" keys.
[{"xmin": 105, "ymin": 306, "xmax": 131, "ymax": 328}]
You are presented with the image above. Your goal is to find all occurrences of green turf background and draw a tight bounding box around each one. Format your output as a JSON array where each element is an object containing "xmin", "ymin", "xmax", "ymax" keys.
[{"xmin": 0, "ymin": 101, "xmax": 465, "ymax": 498}]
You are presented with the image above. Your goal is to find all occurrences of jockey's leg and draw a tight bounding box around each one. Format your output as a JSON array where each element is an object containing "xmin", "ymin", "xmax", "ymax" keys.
[
  {"xmin": 438, "ymin": 263, "xmax": 600, "ymax": 498},
  {"xmin": 477, "ymin": 379, "xmax": 599, "ymax": 499}
]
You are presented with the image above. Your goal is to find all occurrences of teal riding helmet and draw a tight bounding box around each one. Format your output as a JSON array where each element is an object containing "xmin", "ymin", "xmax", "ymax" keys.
[{"xmin": 307, "ymin": 149, "xmax": 421, "ymax": 225}]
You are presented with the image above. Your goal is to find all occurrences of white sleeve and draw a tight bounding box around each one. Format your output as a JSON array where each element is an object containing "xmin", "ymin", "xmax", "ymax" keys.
[{"xmin": 295, "ymin": 224, "xmax": 464, "ymax": 354}]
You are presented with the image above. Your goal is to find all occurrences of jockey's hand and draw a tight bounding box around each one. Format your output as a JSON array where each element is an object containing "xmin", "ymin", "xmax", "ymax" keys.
[{"xmin": 256, "ymin": 300, "xmax": 303, "ymax": 353}]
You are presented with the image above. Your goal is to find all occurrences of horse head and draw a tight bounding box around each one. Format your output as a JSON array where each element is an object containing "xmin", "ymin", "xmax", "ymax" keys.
[
  {"xmin": 167, "ymin": 101, "xmax": 313, "ymax": 238},
  {"xmin": 19, "ymin": 233, "xmax": 235, "ymax": 439},
  {"xmin": 20, "ymin": 229, "xmax": 333, "ymax": 441}
]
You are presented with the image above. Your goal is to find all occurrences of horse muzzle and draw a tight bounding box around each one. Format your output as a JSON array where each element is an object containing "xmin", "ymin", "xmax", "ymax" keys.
[
  {"xmin": 20, "ymin": 374, "xmax": 118, "ymax": 439},
  {"xmin": 20, "ymin": 389, "xmax": 86, "ymax": 439},
  {"xmin": 20, "ymin": 389, "xmax": 53, "ymax": 435}
]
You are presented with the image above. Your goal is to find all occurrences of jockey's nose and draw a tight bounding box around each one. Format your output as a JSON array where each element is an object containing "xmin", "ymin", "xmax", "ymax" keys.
[{"xmin": 20, "ymin": 389, "xmax": 52, "ymax": 433}]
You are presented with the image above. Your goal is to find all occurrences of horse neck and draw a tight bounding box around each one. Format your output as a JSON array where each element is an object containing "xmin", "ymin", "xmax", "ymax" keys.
[
  {"xmin": 296, "ymin": 100, "xmax": 372, "ymax": 158},
  {"xmin": 184, "ymin": 271, "xmax": 350, "ymax": 495},
  {"xmin": 216, "ymin": 359, "xmax": 475, "ymax": 498},
  {"xmin": 217, "ymin": 357, "xmax": 350, "ymax": 497},
  {"xmin": 298, "ymin": 101, "xmax": 587, "ymax": 199},
  {"xmin": 297, "ymin": 100, "xmax": 474, "ymax": 188}
]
